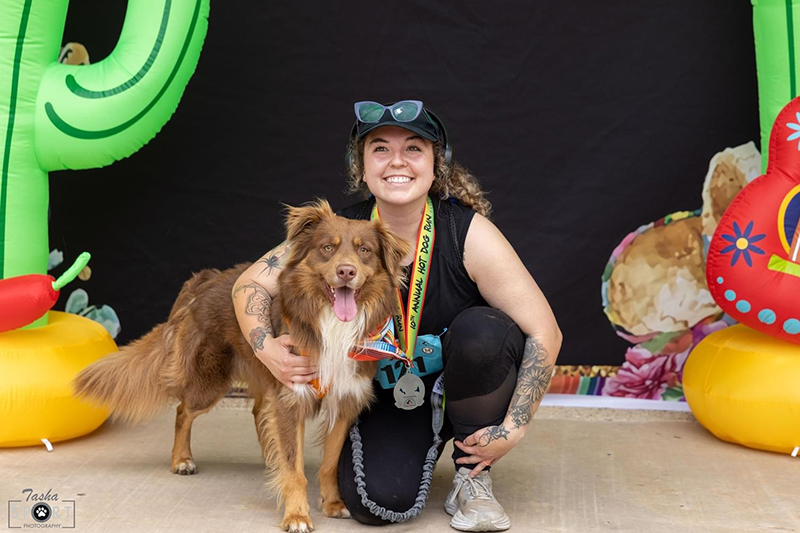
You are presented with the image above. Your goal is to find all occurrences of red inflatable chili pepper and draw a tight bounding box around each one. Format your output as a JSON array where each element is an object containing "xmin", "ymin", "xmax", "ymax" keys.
[{"xmin": 0, "ymin": 252, "xmax": 91, "ymax": 333}]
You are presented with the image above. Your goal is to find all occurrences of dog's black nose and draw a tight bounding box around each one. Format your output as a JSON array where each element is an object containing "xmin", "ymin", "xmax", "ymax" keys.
[{"xmin": 337, "ymin": 264, "xmax": 357, "ymax": 281}]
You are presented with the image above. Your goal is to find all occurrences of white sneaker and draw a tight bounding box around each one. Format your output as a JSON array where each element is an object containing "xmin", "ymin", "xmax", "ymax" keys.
[{"xmin": 444, "ymin": 467, "xmax": 511, "ymax": 531}]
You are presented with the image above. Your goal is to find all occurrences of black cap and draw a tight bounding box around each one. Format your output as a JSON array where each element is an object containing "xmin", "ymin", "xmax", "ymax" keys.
[{"xmin": 355, "ymin": 106, "xmax": 442, "ymax": 142}]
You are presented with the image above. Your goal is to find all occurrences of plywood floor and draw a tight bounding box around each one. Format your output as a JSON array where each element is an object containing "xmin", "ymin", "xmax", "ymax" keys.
[{"xmin": 1, "ymin": 401, "xmax": 797, "ymax": 532}]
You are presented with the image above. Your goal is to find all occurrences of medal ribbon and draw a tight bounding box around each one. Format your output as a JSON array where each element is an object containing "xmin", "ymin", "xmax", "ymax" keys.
[{"xmin": 371, "ymin": 196, "xmax": 435, "ymax": 362}]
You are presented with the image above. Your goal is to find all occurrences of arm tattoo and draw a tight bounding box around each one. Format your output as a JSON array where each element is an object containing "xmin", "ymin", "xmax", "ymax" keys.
[
  {"xmin": 475, "ymin": 425, "xmax": 510, "ymax": 447},
  {"xmin": 256, "ymin": 242, "xmax": 291, "ymax": 276},
  {"xmin": 232, "ymin": 282, "xmax": 273, "ymax": 325},
  {"xmin": 249, "ymin": 326, "xmax": 269, "ymax": 352},
  {"xmin": 506, "ymin": 336, "xmax": 553, "ymax": 430}
]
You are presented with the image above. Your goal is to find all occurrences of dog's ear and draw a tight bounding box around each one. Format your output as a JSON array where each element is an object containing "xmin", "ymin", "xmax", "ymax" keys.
[
  {"xmin": 374, "ymin": 221, "xmax": 412, "ymax": 286},
  {"xmin": 284, "ymin": 199, "xmax": 335, "ymax": 242}
]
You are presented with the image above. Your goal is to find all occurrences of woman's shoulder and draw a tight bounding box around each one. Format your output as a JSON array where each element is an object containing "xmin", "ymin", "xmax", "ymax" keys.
[
  {"xmin": 336, "ymin": 197, "xmax": 375, "ymax": 220},
  {"xmin": 431, "ymin": 196, "xmax": 481, "ymax": 271}
]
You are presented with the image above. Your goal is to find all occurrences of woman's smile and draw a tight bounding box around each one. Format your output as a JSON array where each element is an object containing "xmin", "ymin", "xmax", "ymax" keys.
[{"xmin": 384, "ymin": 175, "xmax": 414, "ymax": 184}]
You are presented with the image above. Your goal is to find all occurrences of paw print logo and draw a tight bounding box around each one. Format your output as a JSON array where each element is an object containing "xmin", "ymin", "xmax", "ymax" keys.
[{"xmin": 31, "ymin": 503, "xmax": 51, "ymax": 523}]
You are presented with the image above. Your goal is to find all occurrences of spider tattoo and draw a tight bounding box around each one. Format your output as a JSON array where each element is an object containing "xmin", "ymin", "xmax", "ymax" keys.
[{"xmin": 257, "ymin": 253, "xmax": 282, "ymax": 276}]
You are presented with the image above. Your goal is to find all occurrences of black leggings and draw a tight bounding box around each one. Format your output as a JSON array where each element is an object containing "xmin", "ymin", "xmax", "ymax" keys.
[{"xmin": 337, "ymin": 306, "xmax": 526, "ymax": 526}]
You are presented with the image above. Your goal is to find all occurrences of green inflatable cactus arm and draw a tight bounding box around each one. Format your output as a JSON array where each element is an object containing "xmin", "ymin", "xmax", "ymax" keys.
[
  {"xmin": 35, "ymin": 0, "xmax": 209, "ymax": 169},
  {"xmin": 753, "ymin": 0, "xmax": 800, "ymax": 172},
  {"xmin": 0, "ymin": 0, "xmax": 209, "ymax": 329}
]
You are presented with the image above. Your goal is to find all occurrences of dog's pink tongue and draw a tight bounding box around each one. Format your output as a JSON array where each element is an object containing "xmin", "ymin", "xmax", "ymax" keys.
[{"xmin": 334, "ymin": 287, "xmax": 357, "ymax": 322}]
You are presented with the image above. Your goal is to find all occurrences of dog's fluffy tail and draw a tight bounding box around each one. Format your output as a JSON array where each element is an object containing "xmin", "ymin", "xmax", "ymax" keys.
[{"xmin": 73, "ymin": 322, "xmax": 174, "ymax": 424}]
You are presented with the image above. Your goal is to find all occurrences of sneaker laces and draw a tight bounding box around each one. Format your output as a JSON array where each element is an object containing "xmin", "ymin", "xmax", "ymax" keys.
[{"xmin": 448, "ymin": 470, "xmax": 494, "ymax": 505}]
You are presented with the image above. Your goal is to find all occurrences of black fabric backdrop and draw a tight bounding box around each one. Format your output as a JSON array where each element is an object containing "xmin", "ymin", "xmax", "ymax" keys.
[{"xmin": 51, "ymin": 1, "xmax": 759, "ymax": 365}]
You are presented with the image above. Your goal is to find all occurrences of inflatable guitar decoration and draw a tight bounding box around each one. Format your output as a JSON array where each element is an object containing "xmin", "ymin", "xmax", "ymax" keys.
[{"xmin": 707, "ymin": 95, "xmax": 800, "ymax": 344}]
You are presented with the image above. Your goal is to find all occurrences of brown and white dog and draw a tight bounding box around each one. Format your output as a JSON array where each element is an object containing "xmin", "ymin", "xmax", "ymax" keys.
[{"xmin": 73, "ymin": 200, "xmax": 410, "ymax": 532}]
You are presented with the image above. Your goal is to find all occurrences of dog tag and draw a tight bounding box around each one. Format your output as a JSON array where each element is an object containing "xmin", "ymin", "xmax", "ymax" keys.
[{"xmin": 393, "ymin": 373, "xmax": 425, "ymax": 410}]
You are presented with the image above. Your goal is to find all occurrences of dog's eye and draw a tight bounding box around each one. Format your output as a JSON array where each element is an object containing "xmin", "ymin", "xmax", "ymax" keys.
[
  {"xmin": 359, "ymin": 247, "xmax": 370, "ymax": 254},
  {"xmin": 322, "ymin": 244, "xmax": 333, "ymax": 252},
  {"xmin": 415, "ymin": 386, "xmax": 420, "ymax": 393}
]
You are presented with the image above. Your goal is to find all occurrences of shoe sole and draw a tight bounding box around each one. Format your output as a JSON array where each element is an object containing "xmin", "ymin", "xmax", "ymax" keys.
[{"xmin": 448, "ymin": 510, "xmax": 511, "ymax": 532}]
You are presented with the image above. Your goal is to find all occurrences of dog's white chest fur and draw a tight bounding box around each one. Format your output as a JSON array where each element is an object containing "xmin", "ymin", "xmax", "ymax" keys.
[
  {"xmin": 292, "ymin": 307, "xmax": 372, "ymax": 410},
  {"xmin": 316, "ymin": 307, "xmax": 372, "ymax": 401}
]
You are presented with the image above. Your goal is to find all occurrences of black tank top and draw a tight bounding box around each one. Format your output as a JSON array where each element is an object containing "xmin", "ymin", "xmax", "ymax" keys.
[{"xmin": 336, "ymin": 196, "xmax": 488, "ymax": 336}]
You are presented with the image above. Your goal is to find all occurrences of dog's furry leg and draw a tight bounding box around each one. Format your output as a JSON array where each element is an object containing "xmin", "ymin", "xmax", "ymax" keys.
[
  {"xmin": 171, "ymin": 401, "xmax": 215, "ymax": 475},
  {"xmin": 318, "ymin": 415, "xmax": 354, "ymax": 519},
  {"xmin": 251, "ymin": 392, "xmax": 268, "ymax": 460},
  {"xmin": 256, "ymin": 393, "xmax": 314, "ymax": 533}
]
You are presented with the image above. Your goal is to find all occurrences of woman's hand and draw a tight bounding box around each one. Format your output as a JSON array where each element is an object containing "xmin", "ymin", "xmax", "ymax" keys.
[
  {"xmin": 254, "ymin": 334, "xmax": 318, "ymax": 389},
  {"xmin": 453, "ymin": 424, "xmax": 525, "ymax": 477}
]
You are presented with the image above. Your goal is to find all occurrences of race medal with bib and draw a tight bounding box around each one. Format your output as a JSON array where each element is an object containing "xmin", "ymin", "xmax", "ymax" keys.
[{"xmin": 371, "ymin": 196, "xmax": 435, "ymax": 409}]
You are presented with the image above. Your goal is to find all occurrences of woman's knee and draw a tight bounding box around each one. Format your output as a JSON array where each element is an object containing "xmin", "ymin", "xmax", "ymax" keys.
[{"xmin": 443, "ymin": 306, "xmax": 525, "ymax": 370}]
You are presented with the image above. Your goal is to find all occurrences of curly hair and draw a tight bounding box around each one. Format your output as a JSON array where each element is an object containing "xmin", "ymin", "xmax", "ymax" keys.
[{"xmin": 345, "ymin": 135, "xmax": 492, "ymax": 218}]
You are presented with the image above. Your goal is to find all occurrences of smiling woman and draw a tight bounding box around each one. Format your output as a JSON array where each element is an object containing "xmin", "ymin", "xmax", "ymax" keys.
[{"xmin": 320, "ymin": 100, "xmax": 561, "ymax": 530}]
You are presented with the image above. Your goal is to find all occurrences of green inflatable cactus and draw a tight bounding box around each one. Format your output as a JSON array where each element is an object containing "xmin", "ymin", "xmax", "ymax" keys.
[
  {"xmin": 0, "ymin": 0, "xmax": 209, "ymax": 328},
  {"xmin": 753, "ymin": 0, "xmax": 800, "ymax": 171}
]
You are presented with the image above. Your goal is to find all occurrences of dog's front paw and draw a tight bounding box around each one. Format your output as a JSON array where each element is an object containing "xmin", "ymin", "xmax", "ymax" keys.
[
  {"xmin": 321, "ymin": 499, "xmax": 350, "ymax": 519},
  {"xmin": 171, "ymin": 459, "xmax": 197, "ymax": 475},
  {"xmin": 282, "ymin": 513, "xmax": 314, "ymax": 532}
]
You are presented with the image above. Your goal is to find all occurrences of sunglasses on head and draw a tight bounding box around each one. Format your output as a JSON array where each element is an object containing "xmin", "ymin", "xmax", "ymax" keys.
[{"xmin": 353, "ymin": 100, "xmax": 424, "ymax": 123}]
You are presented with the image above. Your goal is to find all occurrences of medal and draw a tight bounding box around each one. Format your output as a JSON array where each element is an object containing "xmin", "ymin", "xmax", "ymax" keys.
[
  {"xmin": 372, "ymin": 196, "xmax": 435, "ymax": 410},
  {"xmin": 394, "ymin": 373, "xmax": 426, "ymax": 410}
]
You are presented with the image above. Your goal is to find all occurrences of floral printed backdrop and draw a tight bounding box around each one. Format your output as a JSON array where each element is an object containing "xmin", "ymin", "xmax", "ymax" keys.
[{"xmin": 587, "ymin": 143, "xmax": 761, "ymax": 401}]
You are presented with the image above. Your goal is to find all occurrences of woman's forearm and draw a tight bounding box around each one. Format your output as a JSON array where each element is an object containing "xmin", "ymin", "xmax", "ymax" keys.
[{"xmin": 503, "ymin": 335, "xmax": 557, "ymax": 433}]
